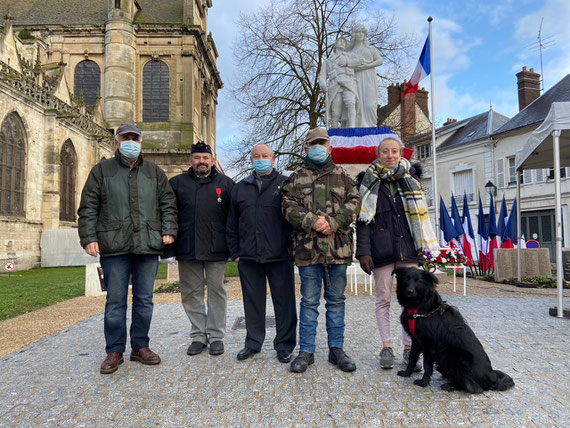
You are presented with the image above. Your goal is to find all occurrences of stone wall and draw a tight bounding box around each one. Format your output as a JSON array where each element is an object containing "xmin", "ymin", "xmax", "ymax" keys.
[{"xmin": 494, "ymin": 248, "xmax": 552, "ymax": 282}]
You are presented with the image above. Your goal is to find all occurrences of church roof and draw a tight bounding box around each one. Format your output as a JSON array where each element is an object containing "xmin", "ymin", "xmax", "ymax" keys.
[{"xmin": 0, "ymin": 0, "xmax": 185, "ymax": 26}]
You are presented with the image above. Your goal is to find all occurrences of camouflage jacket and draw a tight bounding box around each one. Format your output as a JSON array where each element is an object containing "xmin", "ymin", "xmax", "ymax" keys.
[{"xmin": 281, "ymin": 158, "xmax": 360, "ymax": 266}]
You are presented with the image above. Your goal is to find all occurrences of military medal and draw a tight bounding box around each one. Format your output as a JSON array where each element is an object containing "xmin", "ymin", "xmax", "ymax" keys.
[{"xmin": 216, "ymin": 187, "xmax": 222, "ymax": 203}]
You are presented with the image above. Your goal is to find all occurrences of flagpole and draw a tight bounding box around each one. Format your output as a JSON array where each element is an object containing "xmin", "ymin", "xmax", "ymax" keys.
[{"xmin": 428, "ymin": 16, "xmax": 439, "ymax": 238}]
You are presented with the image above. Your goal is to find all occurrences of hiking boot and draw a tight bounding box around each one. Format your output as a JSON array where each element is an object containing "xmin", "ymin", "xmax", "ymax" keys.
[
  {"xmin": 328, "ymin": 347, "xmax": 356, "ymax": 372},
  {"xmin": 402, "ymin": 348, "xmax": 422, "ymax": 372},
  {"xmin": 379, "ymin": 346, "xmax": 395, "ymax": 369}
]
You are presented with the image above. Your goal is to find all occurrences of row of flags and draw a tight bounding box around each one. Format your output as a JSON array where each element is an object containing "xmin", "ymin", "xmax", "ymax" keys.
[{"xmin": 439, "ymin": 193, "xmax": 524, "ymax": 272}]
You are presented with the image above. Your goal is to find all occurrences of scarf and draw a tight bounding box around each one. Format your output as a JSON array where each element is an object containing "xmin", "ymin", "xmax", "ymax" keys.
[{"xmin": 358, "ymin": 158, "xmax": 439, "ymax": 251}]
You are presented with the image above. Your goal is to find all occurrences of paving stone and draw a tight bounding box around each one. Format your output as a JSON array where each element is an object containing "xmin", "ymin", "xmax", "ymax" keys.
[{"xmin": 1, "ymin": 296, "xmax": 569, "ymax": 426}]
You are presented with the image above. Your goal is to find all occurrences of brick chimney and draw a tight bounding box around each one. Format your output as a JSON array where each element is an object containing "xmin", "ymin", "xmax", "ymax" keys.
[
  {"xmin": 516, "ymin": 66, "xmax": 541, "ymax": 111},
  {"xmin": 387, "ymin": 83, "xmax": 401, "ymax": 108},
  {"xmin": 443, "ymin": 118, "xmax": 457, "ymax": 126},
  {"xmin": 400, "ymin": 82, "xmax": 416, "ymax": 140}
]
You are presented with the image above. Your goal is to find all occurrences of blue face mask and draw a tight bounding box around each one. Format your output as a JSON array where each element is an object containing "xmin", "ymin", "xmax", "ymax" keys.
[
  {"xmin": 308, "ymin": 144, "xmax": 329, "ymax": 165},
  {"xmin": 252, "ymin": 159, "xmax": 272, "ymax": 175},
  {"xmin": 119, "ymin": 140, "xmax": 141, "ymax": 159}
]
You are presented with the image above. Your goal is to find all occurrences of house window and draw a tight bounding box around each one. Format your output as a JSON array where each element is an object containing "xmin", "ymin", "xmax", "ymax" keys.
[
  {"xmin": 74, "ymin": 60, "xmax": 101, "ymax": 106},
  {"xmin": 522, "ymin": 169, "xmax": 532, "ymax": 185},
  {"xmin": 421, "ymin": 177, "xmax": 433, "ymax": 207},
  {"xmin": 507, "ymin": 157, "xmax": 516, "ymax": 185},
  {"xmin": 535, "ymin": 168, "xmax": 546, "ymax": 183},
  {"xmin": 417, "ymin": 143, "xmax": 431, "ymax": 160},
  {"xmin": 59, "ymin": 139, "xmax": 77, "ymax": 222},
  {"xmin": 115, "ymin": 0, "xmax": 121, "ymax": 8},
  {"xmin": 0, "ymin": 112, "xmax": 26, "ymax": 216},
  {"xmin": 548, "ymin": 167, "xmax": 568, "ymax": 180},
  {"xmin": 453, "ymin": 170, "xmax": 474, "ymax": 202},
  {"xmin": 143, "ymin": 60, "xmax": 170, "ymax": 122},
  {"xmin": 496, "ymin": 158, "xmax": 505, "ymax": 188}
]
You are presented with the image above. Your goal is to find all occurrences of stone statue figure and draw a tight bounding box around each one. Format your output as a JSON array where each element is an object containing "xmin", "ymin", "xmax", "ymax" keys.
[
  {"xmin": 348, "ymin": 24, "xmax": 383, "ymax": 127},
  {"xmin": 319, "ymin": 37, "xmax": 359, "ymax": 129},
  {"xmin": 320, "ymin": 25, "xmax": 383, "ymax": 129}
]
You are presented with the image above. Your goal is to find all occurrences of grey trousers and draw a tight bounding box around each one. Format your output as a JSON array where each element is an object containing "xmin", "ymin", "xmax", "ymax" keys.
[{"xmin": 178, "ymin": 260, "xmax": 227, "ymax": 344}]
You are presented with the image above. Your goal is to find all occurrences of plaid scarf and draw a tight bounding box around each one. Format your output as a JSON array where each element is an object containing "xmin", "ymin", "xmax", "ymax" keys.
[{"xmin": 358, "ymin": 159, "xmax": 439, "ymax": 251}]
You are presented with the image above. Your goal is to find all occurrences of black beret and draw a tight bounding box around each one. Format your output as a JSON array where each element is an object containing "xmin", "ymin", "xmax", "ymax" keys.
[{"xmin": 191, "ymin": 141, "xmax": 213, "ymax": 154}]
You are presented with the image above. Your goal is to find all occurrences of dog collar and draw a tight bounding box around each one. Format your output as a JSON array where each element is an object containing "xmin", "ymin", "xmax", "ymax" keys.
[{"xmin": 407, "ymin": 306, "xmax": 444, "ymax": 338}]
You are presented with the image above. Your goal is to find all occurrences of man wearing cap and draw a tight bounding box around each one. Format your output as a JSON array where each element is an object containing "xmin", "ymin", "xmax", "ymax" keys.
[
  {"xmin": 226, "ymin": 144, "xmax": 297, "ymax": 363},
  {"xmin": 78, "ymin": 123, "xmax": 177, "ymax": 374},
  {"xmin": 281, "ymin": 127, "xmax": 360, "ymax": 373},
  {"xmin": 169, "ymin": 141, "xmax": 234, "ymax": 356}
]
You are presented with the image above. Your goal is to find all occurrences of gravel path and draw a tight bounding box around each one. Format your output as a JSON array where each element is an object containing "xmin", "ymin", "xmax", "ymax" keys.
[{"xmin": 1, "ymin": 275, "xmax": 567, "ymax": 357}]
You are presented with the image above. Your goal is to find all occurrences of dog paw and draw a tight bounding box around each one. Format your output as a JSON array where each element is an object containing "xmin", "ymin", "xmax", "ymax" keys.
[
  {"xmin": 397, "ymin": 370, "xmax": 411, "ymax": 377},
  {"xmin": 441, "ymin": 382, "xmax": 455, "ymax": 392},
  {"xmin": 414, "ymin": 378, "xmax": 430, "ymax": 387}
]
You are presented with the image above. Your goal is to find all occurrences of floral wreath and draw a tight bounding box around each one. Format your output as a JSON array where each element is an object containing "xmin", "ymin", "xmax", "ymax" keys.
[{"xmin": 423, "ymin": 248, "xmax": 467, "ymax": 272}]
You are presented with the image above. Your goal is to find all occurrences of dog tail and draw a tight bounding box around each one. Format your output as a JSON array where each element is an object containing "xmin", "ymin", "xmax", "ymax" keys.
[{"xmin": 491, "ymin": 370, "xmax": 515, "ymax": 391}]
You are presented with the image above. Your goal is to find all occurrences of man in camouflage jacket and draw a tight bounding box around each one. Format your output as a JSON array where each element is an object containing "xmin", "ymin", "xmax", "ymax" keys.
[{"xmin": 281, "ymin": 127, "xmax": 360, "ymax": 373}]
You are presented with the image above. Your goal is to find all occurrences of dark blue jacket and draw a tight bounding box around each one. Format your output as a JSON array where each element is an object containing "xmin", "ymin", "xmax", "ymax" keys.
[
  {"xmin": 226, "ymin": 170, "xmax": 293, "ymax": 263},
  {"xmin": 169, "ymin": 168, "xmax": 234, "ymax": 262}
]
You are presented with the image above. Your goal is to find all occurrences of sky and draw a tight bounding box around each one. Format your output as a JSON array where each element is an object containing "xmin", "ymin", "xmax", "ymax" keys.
[{"xmin": 208, "ymin": 0, "xmax": 570, "ymax": 172}]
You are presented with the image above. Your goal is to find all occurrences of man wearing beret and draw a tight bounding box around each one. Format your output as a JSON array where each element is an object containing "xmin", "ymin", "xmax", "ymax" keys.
[
  {"xmin": 78, "ymin": 123, "xmax": 178, "ymax": 374},
  {"xmin": 169, "ymin": 141, "xmax": 235, "ymax": 356}
]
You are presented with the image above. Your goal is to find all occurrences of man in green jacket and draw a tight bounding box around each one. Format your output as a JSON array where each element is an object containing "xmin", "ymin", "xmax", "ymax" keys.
[
  {"xmin": 281, "ymin": 127, "xmax": 360, "ymax": 373},
  {"xmin": 78, "ymin": 123, "xmax": 177, "ymax": 374}
]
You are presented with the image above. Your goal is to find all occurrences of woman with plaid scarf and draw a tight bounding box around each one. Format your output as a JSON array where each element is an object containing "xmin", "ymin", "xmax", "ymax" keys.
[{"xmin": 355, "ymin": 136, "xmax": 438, "ymax": 371}]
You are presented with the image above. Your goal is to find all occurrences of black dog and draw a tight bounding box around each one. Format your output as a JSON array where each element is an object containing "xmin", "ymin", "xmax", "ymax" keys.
[{"xmin": 394, "ymin": 267, "xmax": 515, "ymax": 394}]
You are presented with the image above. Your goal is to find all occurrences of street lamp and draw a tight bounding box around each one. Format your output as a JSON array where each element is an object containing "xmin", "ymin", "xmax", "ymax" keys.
[{"xmin": 485, "ymin": 180, "xmax": 497, "ymax": 197}]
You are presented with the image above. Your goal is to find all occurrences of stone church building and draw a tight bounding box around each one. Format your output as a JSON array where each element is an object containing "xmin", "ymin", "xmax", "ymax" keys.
[{"xmin": 0, "ymin": 0, "xmax": 221, "ymax": 269}]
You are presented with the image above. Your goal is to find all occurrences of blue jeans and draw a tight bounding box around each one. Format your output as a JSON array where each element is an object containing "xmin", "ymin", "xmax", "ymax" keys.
[
  {"xmin": 298, "ymin": 264, "xmax": 347, "ymax": 353},
  {"xmin": 100, "ymin": 254, "xmax": 159, "ymax": 353}
]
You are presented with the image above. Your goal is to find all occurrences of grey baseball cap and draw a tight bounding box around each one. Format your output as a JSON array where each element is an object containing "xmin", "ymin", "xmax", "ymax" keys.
[{"xmin": 115, "ymin": 123, "xmax": 142, "ymax": 137}]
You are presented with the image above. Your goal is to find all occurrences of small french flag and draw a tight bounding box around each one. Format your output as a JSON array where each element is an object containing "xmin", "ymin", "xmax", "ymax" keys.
[{"xmin": 404, "ymin": 36, "xmax": 431, "ymax": 97}]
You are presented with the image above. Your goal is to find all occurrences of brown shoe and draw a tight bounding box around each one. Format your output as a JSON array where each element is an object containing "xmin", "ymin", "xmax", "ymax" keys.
[
  {"xmin": 100, "ymin": 352, "xmax": 124, "ymax": 374},
  {"xmin": 130, "ymin": 347, "xmax": 161, "ymax": 365}
]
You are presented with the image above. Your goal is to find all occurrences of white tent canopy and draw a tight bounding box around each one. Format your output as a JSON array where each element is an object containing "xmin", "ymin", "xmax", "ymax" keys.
[
  {"xmin": 515, "ymin": 102, "xmax": 570, "ymax": 170},
  {"xmin": 515, "ymin": 101, "xmax": 570, "ymax": 318}
]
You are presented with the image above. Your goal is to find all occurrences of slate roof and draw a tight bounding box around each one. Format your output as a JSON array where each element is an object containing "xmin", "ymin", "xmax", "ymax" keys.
[
  {"xmin": 492, "ymin": 73, "xmax": 570, "ymax": 136},
  {"xmin": 437, "ymin": 109, "xmax": 510, "ymax": 150},
  {"xmin": 0, "ymin": 0, "xmax": 184, "ymax": 26}
]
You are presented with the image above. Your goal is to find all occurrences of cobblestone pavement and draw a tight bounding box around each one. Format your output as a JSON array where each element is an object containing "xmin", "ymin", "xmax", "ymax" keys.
[{"xmin": 1, "ymin": 295, "xmax": 569, "ymax": 427}]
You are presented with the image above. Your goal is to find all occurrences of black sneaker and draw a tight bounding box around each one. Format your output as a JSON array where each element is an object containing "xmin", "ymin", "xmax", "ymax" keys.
[
  {"xmin": 186, "ymin": 341, "xmax": 206, "ymax": 356},
  {"xmin": 290, "ymin": 351, "xmax": 314, "ymax": 373},
  {"xmin": 328, "ymin": 347, "xmax": 356, "ymax": 372},
  {"xmin": 209, "ymin": 340, "xmax": 225, "ymax": 356}
]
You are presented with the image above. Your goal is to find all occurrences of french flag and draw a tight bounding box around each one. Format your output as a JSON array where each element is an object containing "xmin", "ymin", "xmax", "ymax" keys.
[
  {"xmin": 439, "ymin": 196, "xmax": 458, "ymax": 247},
  {"xmin": 497, "ymin": 195, "xmax": 508, "ymax": 243},
  {"xmin": 487, "ymin": 194, "xmax": 499, "ymax": 270},
  {"xmin": 404, "ymin": 36, "xmax": 430, "ymax": 97},
  {"xmin": 501, "ymin": 198, "xmax": 517, "ymax": 248},
  {"xmin": 328, "ymin": 127, "xmax": 413, "ymax": 164},
  {"xmin": 450, "ymin": 194, "xmax": 465, "ymax": 250},
  {"xmin": 477, "ymin": 193, "xmax": 489, "ymax": 272},
  {"xmin": 461, "ymin": 193, "xmax": 475, "ymax": 267}
]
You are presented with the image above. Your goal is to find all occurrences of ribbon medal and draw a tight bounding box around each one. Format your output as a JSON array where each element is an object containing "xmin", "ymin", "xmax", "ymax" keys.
[{"xmin": 216, "ymin": 187, "xmax": 222, "ymax": 203}]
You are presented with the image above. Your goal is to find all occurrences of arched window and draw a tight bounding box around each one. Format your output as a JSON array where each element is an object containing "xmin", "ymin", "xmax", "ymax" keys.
[
  {"xmin": 143, "ymin": 60, "xmax": 169, "ymax": 122},
  {"xmin": 0, "ymin": 112, "xmax": 26, "ymax": 216},
  {"xmin": 59, "ymin": 139, "xmax": 77, "ymax": 222},
  {"xmin": 74, "ymin": 60, "xmax": 101, "ymax": 106}
]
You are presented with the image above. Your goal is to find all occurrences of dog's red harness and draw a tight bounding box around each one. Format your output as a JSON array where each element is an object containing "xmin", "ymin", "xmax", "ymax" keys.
[
  {"xmin": 407, "ymin": 308, "xmax": 419, "ymax": 338},
  {"xmin": 407, "ymin": 306, "xmax": 444, "ymax": 338}
]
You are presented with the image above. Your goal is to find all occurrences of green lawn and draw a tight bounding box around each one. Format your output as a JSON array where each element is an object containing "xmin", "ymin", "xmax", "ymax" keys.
[{"xmin": 0, "ymin": 264, "xmax": 168, "ymax": 321}]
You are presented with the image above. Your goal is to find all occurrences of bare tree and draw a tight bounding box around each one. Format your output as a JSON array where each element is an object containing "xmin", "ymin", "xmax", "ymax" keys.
[{"xmin": 228, "ymin": 0, "xmax": 416, "ymax": 177}]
